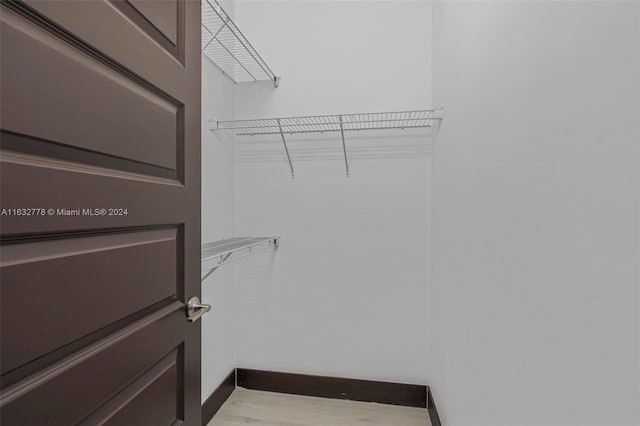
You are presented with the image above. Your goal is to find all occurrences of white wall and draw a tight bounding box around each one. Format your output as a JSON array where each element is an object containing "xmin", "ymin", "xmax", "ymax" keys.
[
  {"xmin": 232, "ymin": 0, "xmax": 434, "ymax": 384},
  {"xmin": 431, "ymin": 2, "xmax": 640, "ymax": 425},
  {"xmin": 201, "ymin": 54, "xmax": 237, "ymax": 402}
]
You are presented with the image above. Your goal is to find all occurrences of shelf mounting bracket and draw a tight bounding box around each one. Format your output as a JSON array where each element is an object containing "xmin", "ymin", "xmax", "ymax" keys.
[
  {"xmin": 201, "ymin": 236, "xmax": 281, "ymax": 282},
  {"xmin": 338, "ymin": 115, "xmax": 350, "ymax": 177},
  {"xmin": 277, "ymin": 119, "xmax": 295, "ymax": 178}
]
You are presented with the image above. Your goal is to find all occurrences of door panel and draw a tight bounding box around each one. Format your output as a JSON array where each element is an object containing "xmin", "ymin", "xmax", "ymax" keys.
[
  {"xmin": 0, "ymin": 150, "xmax": 186, "ymax": 234},
  {"xmin": 23, "ymin": 0, "xmax": 188, "ymax": 80},
  {"xmin": 101, "ymin": 359, "xmax": 180, "ymax": 426},
  {"xmin": 1, "ymin": 228, "xmax": 179, "ymax": 375},
  {"xmin": 128, "ymin": 0, "xmax": 179, "ymax": 44},
  {"xmin": 0, "ymin": 0, "xmax": 201, "ymax": 424},
  {"xmin": 0, "ymin": 304, "xmax": 184, "ymax": 425},
  {"xmin": 1, "ymin": 6, "xmax": 181, "ymax": 172}
]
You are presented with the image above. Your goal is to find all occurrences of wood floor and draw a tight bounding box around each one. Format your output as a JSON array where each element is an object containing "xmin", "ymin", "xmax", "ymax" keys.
[{"xmin": 208, "ymin": 388, "xmax": 431, "ymax": 426}]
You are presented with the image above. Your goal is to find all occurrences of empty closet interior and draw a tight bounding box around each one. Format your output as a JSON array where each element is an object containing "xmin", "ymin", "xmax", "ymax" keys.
[
  {"xmin": 199, "ymin": 1, "xmax": 640, "ymax": 425},
  {"xmin": 200, "ymin": 0, "xmax": 437, "ymax": 412}
]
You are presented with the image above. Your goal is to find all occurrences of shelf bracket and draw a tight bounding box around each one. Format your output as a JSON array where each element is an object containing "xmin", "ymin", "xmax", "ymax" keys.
[
  {"xmin": 277, "ymin": 119, "xmax": 295, "ymax": 178},
  {"xmin": 338, "ymin": 115, "xmax": 349, "ymax": 177},
  {"xmin": 201, "ymin": 252, "xmax": 232, "ymax": 282},
  {"xmin": 201, "ymin": 236, "xmax": 281, "ymax": 281}
]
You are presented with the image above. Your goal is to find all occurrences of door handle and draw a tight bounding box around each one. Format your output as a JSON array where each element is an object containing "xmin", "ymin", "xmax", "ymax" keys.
[{"xmin": 186, "ymin": 296, "xmax": 211, "ymax": 322}]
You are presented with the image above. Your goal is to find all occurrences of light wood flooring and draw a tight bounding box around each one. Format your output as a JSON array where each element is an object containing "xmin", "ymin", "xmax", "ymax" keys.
[{"xmin": 208, "ymin": 388, "xmax": 431, "ymax": 426}]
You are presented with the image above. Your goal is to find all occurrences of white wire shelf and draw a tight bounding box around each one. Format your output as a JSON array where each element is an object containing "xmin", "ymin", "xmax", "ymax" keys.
[
  {"xmin": 202, "ymin": 0, "xmax": 279, "ymax": 87},
  {"xmin": 201, "ymin": 236, "xmax": 280, "ymax": 281},
  {"xmin": 212, "ymin": 108, "xmax": 443, "ymax": 177}
]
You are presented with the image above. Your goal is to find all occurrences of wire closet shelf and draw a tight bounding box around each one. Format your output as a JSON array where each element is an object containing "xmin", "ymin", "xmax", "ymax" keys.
[
  {"xmin": 213, "ymin": 108, "xmax": 442, "ymax": 177},
  {"xmin": 201, "ymin": 236, "xmax": 280, "ymax": 282},
  {"xmin": 201, "ymin": 0, "xmax": 279, "ymax": 87}
]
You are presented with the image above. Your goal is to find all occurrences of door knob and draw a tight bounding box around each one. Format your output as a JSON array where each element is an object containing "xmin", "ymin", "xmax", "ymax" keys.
[{"xmin": 186, "ymin": 296, "xmax": 211, "ymax": 322}]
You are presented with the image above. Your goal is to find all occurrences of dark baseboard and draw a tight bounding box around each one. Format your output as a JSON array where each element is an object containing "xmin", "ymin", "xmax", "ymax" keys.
[
  {"xmin": 236, "ymin": 368, "xmax": 427, "ymax": 409},
  {"xmin": 202, "ymin": 368, "xmax": 443, "ymax": 425},
  {"xmin": 201, "ymin": 369, "xmax": 235, "ymax": 425},
  {"xmin": 427, "ymin": 387, "xmax": 442, "ymax": 426}
]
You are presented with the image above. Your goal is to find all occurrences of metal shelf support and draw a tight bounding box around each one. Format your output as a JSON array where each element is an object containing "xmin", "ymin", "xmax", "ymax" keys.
[
  {"xmin": 277, "ymin": 119, "xmax": 295, "ymax": 178},
  {"xmin": 201, "ymin": 236, "xmax": 280, "ymax": 281},
  {"xmin": 338, "ymin": 115, "xmax": 349, "ymax": 177}
]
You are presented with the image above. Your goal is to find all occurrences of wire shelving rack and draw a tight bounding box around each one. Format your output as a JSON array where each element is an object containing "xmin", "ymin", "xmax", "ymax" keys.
[
  {"xmin": 213, "ymin": 108, "xmax": 443, "ymax": 177},
  {"xmin": 201, "ymin": 0, "xmax": 279, "ymax": 87},
  {"xmin": 201, "ymin": 236, "xmax": 280, "ymax": 282}
]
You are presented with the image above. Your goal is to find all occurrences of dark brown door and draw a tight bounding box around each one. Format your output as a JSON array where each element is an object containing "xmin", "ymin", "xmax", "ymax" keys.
[{"xmin": 0, "ymin": 0, "xmax": 202, "ymax": 424}]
